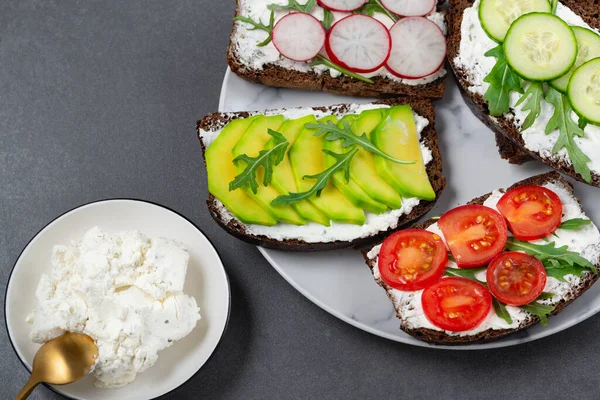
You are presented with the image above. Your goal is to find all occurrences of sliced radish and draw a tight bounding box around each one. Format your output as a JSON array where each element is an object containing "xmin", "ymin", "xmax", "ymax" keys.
[
  {"xmin": 317, "ymin": 0, "xmax": 367, "ymax": 12},
  {"xmin": 272, "ymin": 13, "xmax": 326, "ymax": 62},
  {"xmin": 380, "ymin": 0, "xmax": 436, "ymax": 17},
  {"xmin": 325, "ymin": 15, "xmax": 391, "ymax": 73},
  {"xmin": 386, "ymin": 17, "xmax": 446, "ymax": 79}
]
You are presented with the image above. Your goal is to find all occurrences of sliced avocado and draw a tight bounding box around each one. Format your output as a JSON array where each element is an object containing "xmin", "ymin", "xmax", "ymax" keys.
[
  {"xmin": 267, "ymin": 115, "xmax": 330, "ymax": 226},
  {"xmin": 371, "ymin": 105, "xmax": 435, "ymax": 201},
  {"xmin": 290, "ymin": 116, "xmax": 366, "ymax": 225},
  {"xmin": 350, "ymin": 108, "xmax": 403, "ymax": 209},
  {"xmin": 232, "ymin": 115, "xmax": 306, "ymax": 225},
  {"xmin": 205, "ymin": 116, "xmax": 277, "ymax": 226},
  {"xmin": 322, "ymin": 115, "xmax": 387, "ymax": 215}
]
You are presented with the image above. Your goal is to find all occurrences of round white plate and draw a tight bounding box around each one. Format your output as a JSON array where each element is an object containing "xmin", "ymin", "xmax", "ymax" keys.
[
  {"xmin": 5, "ymin": 199, "xmax": 231, "ymax": 399},
  {"xmin": 219, "ymin": 68, "xmax": 600, "ymax": 349}
]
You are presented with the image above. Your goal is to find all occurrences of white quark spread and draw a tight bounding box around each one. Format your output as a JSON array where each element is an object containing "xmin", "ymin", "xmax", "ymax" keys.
[
  {"xmin": 200, "ymin": 103, "xmax": 433, "ymax": 243},
  {"xmin": 26, "ymin": 227, "xmax": 201, "ymax": 388},
  {"xmin": 368, "ymin": 181, "xmax": 600, "ymax": 336},
  {"xmin": 453, "ymin": 0, "xmax": 600, "ymax": 175},
  {"xmin": 232, "ymin": 0, "xmax": 447, "ymax": 85}
]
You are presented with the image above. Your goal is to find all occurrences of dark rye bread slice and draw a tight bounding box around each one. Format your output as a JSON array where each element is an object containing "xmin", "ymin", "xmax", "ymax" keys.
[
  {"xmin": 197, "ymin": 98, "xmax": 446, "ymax": 252},
  {"xmin": 227, "ymin": 1, "xmax": 448, "ymax": 99},
  {"xmin": 447, "ymin": 0, "xmax": 600, "ymax": 186},
  {"xmin": 362, "ymin": 171, "xmax": 600, "ymax": 345}
]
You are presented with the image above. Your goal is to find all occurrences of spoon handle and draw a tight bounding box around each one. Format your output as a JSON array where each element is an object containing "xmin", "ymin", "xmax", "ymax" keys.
[{"xmin": 14, "ymin": 376, "xmax": 40, "ymax": 400}]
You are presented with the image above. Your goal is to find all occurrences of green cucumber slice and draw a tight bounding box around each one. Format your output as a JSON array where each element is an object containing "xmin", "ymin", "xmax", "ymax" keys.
[
  {"xmin": 479, "ymin": 0, "xmax": 550, "ymax": 43},
  {"xmin": 504, "ymin": 13, "xmax": 577, "ymax": 81},
  {"xmin": 551, "ymin": 27, "xmax": 600, "ymax": 92},
  {"xmin": 568, "ymin": 57, "xmax": 600, "ymax": 126}
]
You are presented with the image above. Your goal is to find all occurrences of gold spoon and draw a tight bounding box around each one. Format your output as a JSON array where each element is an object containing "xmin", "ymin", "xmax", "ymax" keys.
[{"xmin": 15, "ymin": 333, "xmax": 98, "ymax": 400}]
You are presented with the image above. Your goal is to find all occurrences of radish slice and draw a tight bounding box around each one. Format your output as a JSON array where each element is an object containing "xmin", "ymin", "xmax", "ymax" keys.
[
  {"xmin": 317, "ymin": 0, "xmax": 367, "ymax": 12},
  {"xmin": 272, "ymin": 13, "xmax": 326, "ymax": 62},
  {"xmin": 380, "ymin": 0, "xmax": 436, "ymax": 16},
  {"xmin": 386, "ymin": 17, "xmax": 446, "ymax": 79},
  {"xmin": 325, "ymin": 15, "xmax": 391, "ymax": 73}
]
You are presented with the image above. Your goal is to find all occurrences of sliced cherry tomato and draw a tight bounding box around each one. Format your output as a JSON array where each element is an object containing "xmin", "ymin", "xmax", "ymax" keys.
[
  {"xmin": 486, "ymin": 252, "xmax": 547, "ymax": 306},
  {"xmin": 497, "ymin": 185, "xmax": 563, "ymax": 241},
  {"xmin": 422, "ymin": 277, "xmax": 492, "ymax": 332},
  {"xmin": 438, "ymin": 205, "xmax": 508, "ymax": 268},
  {"xmin": 378, "ymin": 229, "xmax": 448, "ymax": 291}
]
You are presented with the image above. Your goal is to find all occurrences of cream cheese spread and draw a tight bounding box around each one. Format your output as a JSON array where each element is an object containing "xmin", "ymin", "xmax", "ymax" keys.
[
  {"xmin": 27, "ymin": 227, "xmax": 201, "ymax": 388},
  {"xmin": 453, "ymin": 0, "xmax": 600, "ymax": 175},
  {"xmin": 232, "ymin": 0, "xmax": 447, "ymax": 85},
  {"xmin": 368, "ymin": 181, "xmax": 600, "ymax": 336},
  {"xmin": 199, "ymin": 103, "xmax": 433, "ymax": 243}
]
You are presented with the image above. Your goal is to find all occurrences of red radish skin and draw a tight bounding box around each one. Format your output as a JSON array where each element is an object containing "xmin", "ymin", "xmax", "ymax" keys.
[
  {"xmin": 380, "ymin": 0, "xmax": 436, "ymax": 17},
  {"xmin": 325, "ymin": 15, "xmax": 391, "ymax": 73},
  {"xmin": 386, "ymin": 17, "xmax": 446, "ymax": 79},
  {"xmin": 272, "ymin": 13, "xmax": 326, "ymax": 62},
  {"xmin": 317, "ymin": 0, "xmax": 367, "ymax": 12}
]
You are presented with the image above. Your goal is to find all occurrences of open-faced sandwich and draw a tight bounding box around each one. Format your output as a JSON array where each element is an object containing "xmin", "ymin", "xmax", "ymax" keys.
[
  {"xmin": 197, "ymin": 99, "xmax": 445, "ymax": 251},
  {"xmin": 363, "ymin": 172, "xmax": 600, "ymax": 344},
  {"xmin": 228, "ymin": 0, "xmax": 449, "ymax": 98},
  {"xmin": 449, "ymin": 0, "xmax": 600, "ymax": 186}
]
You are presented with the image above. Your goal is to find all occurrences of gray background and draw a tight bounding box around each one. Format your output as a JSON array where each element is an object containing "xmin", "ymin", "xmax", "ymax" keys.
[{"xmin": 1, "ymin": 1, "xmax": 599, "ymax": 399}]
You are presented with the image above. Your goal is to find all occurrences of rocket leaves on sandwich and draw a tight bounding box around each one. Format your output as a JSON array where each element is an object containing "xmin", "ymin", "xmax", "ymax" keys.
[
  {"xmin": 559, "ymin": 218, "xmax": 592, "ymax": 230},
  {"xmin": 514, "ymin": 82, "xmax": 544, "ymax": 131},
  {"xmin": 234, "ymin": 10, "xmax": 275, "ymax": 47},
  {"xmin": 492, "ymin": 298, "xmax": 513, "ymax": 325},
  {"xmin": 445, "ymin": 267, "xmax": 486, "ymax": 282},
  {"xmin": 483, "ymin": 45, "xmax": 523, "ymax": 116},
  {"xmin": 306, "ymin": 120, "xmax": 416, "ymax": 164},
  {"xmin": 267, "ymin": 0, "xmax": 316, "ymax": 13},
  {"xmin": 505, "ymin": 237, "xmax": 597, "ymax": 282},
  {"xmin": 544, "ymin": 88, "xmax": 592, "ymax": 184},
  {"xmin": 321, "ymin": 9, "xmax": 334, "ymax": 30},
  {"xmin": 311, "ymin": 55, "xmax": 374, "ymax": 83},
  {"xmin": 229, "ymin": 129, "xmax": 289, "ymax": 194},
  {"xmin": 355, "ymin": 0, "xmax": 398, "ymax": 22},
  {"xmin": 271, "ymin": 147, "xmax": 358, "ymax": 206},
  {"xmin": 521, "ymin": 302, "xmax": 555, "ymax": 326}
]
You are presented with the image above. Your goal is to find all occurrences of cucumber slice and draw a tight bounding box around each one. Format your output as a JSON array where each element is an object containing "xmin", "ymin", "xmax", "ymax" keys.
[
  {"xmin": 479, "ymin": 0, "xmax": 550, "ymax": 43},
  {"xmin": 568, "ymin": 58, "xmax": 600, "ymax": 126},
  {"xmin": 551, "ymin": 27, "xmax": 600, "ymax": 92},
  {"xmin": 504, "ymin": 13, "xmax": 577, "ymax": 82}
]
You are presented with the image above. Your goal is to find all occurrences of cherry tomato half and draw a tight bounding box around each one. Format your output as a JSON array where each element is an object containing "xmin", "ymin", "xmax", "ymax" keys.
[
  {"xmin": 422, "ymin": 277, "xmax": 492, "ymax": 332},
  {"xmin": 438, "ymin": 205, "xmax": 508, "ymax": 268},
  {"xmin": 497, "ymin": 186, "xmax": 563, "ymax": 241},
  {"xmin": 486, "ymin": 252, "xmax": 547, "ymax": 306},
  {"xmin": 378, "ymin": 229, "xmax": 448, "ymax": 291}
]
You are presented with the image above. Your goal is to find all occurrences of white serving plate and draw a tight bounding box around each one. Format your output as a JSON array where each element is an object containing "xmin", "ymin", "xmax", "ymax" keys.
[
  {"xmin": 5, "ymin": 199, "xmax": 230, "ymax": 399},
  {"xmin": 219, "ymin": 67, "xmax": 600, "ymax": 349}
]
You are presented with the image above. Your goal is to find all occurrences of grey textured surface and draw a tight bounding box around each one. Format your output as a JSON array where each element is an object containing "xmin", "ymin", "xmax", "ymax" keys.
[{"xmin": 1, "ymin": 1, "xmax": 600, "ymax": 399}]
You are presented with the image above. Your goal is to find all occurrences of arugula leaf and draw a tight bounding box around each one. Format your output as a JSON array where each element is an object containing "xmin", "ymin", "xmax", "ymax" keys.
[
  {"xmin": 545, "ymin": 88, "xmax": 592, "ymax": 184},
  {"xmin": 234, "ymin": 11, "xmax": 275, "ymax": 47},
  {"xmin": 271, "ymin": 148, "xmax": 359, "ymax": 206},
  {"xmin": 521, "ymin": 302, "xmax": 555, "ymax": 326},
  {"xmin": 229, "ymin": 129, "xmax": 289, "ymax": 194},
  {"xmin": 355, "ymin": 0, "xmax": 398, "ymax": 22},
  {"xmin": 537, "ymin": 292, "xmax": 556, "ymax": 301},
  {"xmin": 267, "ymin": 0, "xmax": 316, "ymax": 13},
  {"xmin": 305, "ymin": 120, "xmax": 416, "ymax": 164},
  {"xmin": 444, "ymin": 267, "xmax": 486, "ymax": 281},
  {"xmin": 311, "ymin": 55, "xmax": 374, "ymax": 83},
  {"xmin": 551, "ymin": 0, "xmax": 558, "ymax": 14},
  {"xmin": 321, "ymin": 9, "xmax": 333, "ymax": 30},
  {"xmin": 483, "ymin": 45, "xmax": 523, "ymax": 116},
  {"xmin": 514, "ymin": 82, "xmax": 544, "ymax": 131},
  {"xmin": 559, "ymin": 218, "xmax": 592, "ymax": 230},
  {"xmin": 493, "ymin": 298, "xmax": 513, "ymax": 325}
]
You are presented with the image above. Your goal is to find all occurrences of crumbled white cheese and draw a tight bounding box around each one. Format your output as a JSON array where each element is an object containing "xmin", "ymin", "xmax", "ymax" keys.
[{"xmin": 27, "ymin": 227, "xmax": 201, "ymax": 388}]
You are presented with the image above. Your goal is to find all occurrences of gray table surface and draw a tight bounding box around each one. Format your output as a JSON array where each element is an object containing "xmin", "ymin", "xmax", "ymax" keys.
[{"xmin": 1, "ymin": 1, "xmax": 599, "ymax": 399}]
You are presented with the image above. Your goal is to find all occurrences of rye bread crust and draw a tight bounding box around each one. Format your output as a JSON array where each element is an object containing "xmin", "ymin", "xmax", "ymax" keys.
[
  {"xmin": 197, "ymin": 98, "xmax": 446, "ymax": 252},
  {"xmin": 447, "ymin": 0, "xmax": 600, "ymax": 186},
  {"xmin": 227, "ymin": 1, "xmax": 448, "ymax": 99},
  {"xmin": 362, "ymin": 171, "xmax": 600, "ymax": 345}
]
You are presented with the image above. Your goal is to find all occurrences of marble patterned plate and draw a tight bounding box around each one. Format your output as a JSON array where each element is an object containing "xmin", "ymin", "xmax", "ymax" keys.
[{"xmin": 219, "ymin": 68, "xmax": 600, "ymax": 349}]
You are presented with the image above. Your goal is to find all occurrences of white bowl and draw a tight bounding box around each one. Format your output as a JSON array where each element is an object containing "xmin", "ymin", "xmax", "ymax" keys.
[{"xmin": 5, "ymin": 199, "xmax": 231, "ymax": 400}]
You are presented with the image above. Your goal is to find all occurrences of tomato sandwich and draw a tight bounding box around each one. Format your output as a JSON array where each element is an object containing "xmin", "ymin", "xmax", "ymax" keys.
[{"xmin": 363, "ymin": 172, "xmax": 600, "ymax": 344}]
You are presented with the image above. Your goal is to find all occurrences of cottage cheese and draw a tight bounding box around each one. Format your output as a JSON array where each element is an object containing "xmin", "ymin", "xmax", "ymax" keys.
[
  {"xmin": 27, "ymin": 227, "xmax": 201, "ymax": 388},
  {"xmin": 200, "ymin": 104, "xmax": 433, "ymax": 243},
  {"xmin": 453, "ymin": 0, "xmax": 600, "ymax": 175},
  {"xmin": 368, "ymin": 182, "xmax": 600, "ymax": 336},
  {"xmin": 232, "ymin": 0, "xmax": 447, "ymax": 85}
]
